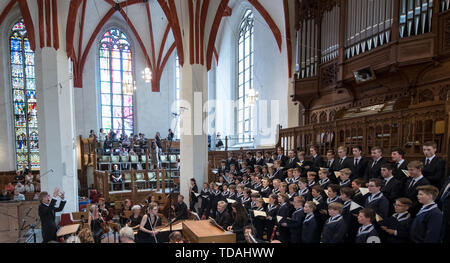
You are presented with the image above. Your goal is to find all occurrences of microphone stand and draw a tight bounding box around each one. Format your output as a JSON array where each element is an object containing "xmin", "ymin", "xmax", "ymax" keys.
[{"xmin": 168, "ymin": 112, "xmax": 181, "ymax": 233}]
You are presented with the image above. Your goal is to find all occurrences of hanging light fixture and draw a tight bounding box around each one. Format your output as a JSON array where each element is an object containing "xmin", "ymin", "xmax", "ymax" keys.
[
  {"xmin": 142, "ymin": 67, "xmax": 152, "ymax": 83},
  {"xmin": 248, "ymin": 88, "xmax": 259, "ymax": 106}
]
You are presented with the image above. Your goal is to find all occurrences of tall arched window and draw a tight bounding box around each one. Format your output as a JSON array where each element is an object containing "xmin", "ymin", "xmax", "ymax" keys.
[
  {"xmin": 10, "ymin": 19, "xmax": 39, "ymax": 171},
  {"xmin": 237, "ymin": 10, "xmax": 254, "ymax": 143},
  {"xmin": 99, "ymin": 29, "xmax": 134, "ymax": 136}
]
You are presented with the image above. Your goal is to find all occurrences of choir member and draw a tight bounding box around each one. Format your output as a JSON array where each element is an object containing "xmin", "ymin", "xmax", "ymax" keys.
[
  {"xmin": 422, "ymin": 141, "xmax": 446, "ymax": 188},
  {"xmin": 350, "ymin": 146, "xmax": 368, "ymax": 180},
  {"xmin": 338, "ymin": 168, "xmax": 352, "ymax": 189},
  {"xmin": 210, "ymin": 183, "xmax": 222, "ymax": 216},
  {"xmin": 260, "ymin": 178, "xmax": 272, "ymax": 198},
  {"xmin": 296, "ymin": 151, "xmax": 312, "ymax": 177},
  {"xmin": 302, "ymin": 201, "xmax": 320, "ymax": 243},
  {"xmin": 245, "ymin": 152, "xmax": 256, "ymax": 170},
  {"xmin": 189, "ymin": 178, "xmax": 198, "ymax": 212},
  {"xmin": 364, "ymin": 146, "xmax": 387, "ymax": 183},
  {"xmin": 275, "ymin": 147, "xmax": 289, "ymax": 167},
  {"xmin": 380, "ymin": 198, "xmax": 413, "ymax": 243},
  {"xmin": 240, "ymin": 189, "xmax": 252, "ymax": 211},
  {"xmin": 335, "ymin": 146, "xmax": 353, "ymax": 171},
  {"xmin": 199, "ymin": 182, "xmax": 211, "ymax": 218},
  {"xmin": 250, "ymin": 192, "xmax": 260, "ymax": 211},
  {"xmin": 276, "ymin": 193, "xmax": 293, "ymax": 243},
  {"xmin": 221, "ymin": 184, "xmax": 230, "ymax": 200},
  {"xmin": 283, "ymin": 196, "xmax": 306, "ymax": 243},
  {"xmin": 307, "ymin": 171, "xmax": 318, "ymax": 188},
  {"xmin": 365, "ymin": 179, "xmax": 390, "ymax": 220},
  {"xmin": 272, "ymin": 179, "xmax": 281, "ymax": 195},
  {"xmin": 320, "ymin": 202, "xmax": 347, "ymax": 243},
  {"xmin": 297, "ymin": 178, "xmax": 311, "ymax": 200},
  {"xmin": 263, "ymin": 152, "xmax": 274, "ymax": 165},
  {"xmin": 391, "ymin": 148, "xmax": 409, "ymax": 185},
  {"xmin": 356, "ymin": 208, "xmax": 379, "ymax": 243},
  {"xmin": 324, "ymin": 150, "xmax": 338, "ymax": 182},
  {"xmin": 439, "ymin": 175, "xmax": 450, "ymax": 243},
  {"xmin": 285, "ymin": 150, "xmax": 299, "ymax": 170},
  {"xmin": 340, "ymin": 187, "xmax": 359, "ymax": 242},
  {"xmin": 272, "ymin": 160, "xmax": 285, "ymax": 181},
  {"xmin": 309, "ymin": 146, "xmax": 324, "ymax": 172},
  {"xmin": 404, "ymin": 161, "xmax": 430, "ymax": 216},
  {"xmin": 292, "ymin": 168, "xmax": 301, "ymax": 184},
  {"xmin": 255, "ymin": 151, "xmax": 265, "ymax": 166},
  {"xmin": 288, "ymin": 184, "xmax": 299, "ymax": 202},
  {"xmin": 253, "ymin": 198, "xmax": 267, "ymax": 240},
  {"xmin": 228, "ymin": 185, "xmax": 238, "ymax": 201},
  {"xmin": 265, "ymin": 194, "xmax": 279, "ymax": 240},
  {"xmin": 226, "ymin": 152, "xmax": 238, "ymax": 170},
  {"xmin": 218, "ymin": 160, "xmax": 227, "ymax": 177},
  {"xmin": 351, "ymin": 178, "xmax": 367, "ymax": 206},
  {"xmin": 410, "ymin": 185, "xmax": 443, "ymax": 243},
  {"xmin": 380, "ymin": 164, "xmax": 403, "ymax": 214},
  {"xmin": 252, "ymin": 176, "xmax": 262, "ymax": 192},
  {"xmin": 318, "ymin": 169, "xmax": 331, "ymax": 189},
  {"xmin": 285, "ymin": 169, "xmax": 294, "ymax": 184}
]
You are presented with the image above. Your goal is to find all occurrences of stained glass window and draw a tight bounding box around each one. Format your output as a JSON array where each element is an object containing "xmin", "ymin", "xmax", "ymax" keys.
[
  {"xmin": 10, "ymin": 19, "xmax": 39, "ymax": 171},
  {"xmin": 237, "ymin": 10, "xmax": 254, "ymax": 143},
  {"xmin": 99, "ymin": 29, "xmax": 134, "ymax": 136}
]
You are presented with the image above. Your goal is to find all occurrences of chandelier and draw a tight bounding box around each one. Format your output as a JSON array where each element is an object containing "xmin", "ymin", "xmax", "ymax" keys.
[
  {"xmin": 248, "ymin": 88, "xmax": 259, "ymax": 106},
  {"xmin": 142, "ymin": 67, "xmax": 152, "ymax": 83}
]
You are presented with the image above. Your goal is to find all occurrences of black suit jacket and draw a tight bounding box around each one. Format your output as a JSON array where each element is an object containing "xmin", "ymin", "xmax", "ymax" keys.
[
  {"xmin": 39, "ymin": 198, "xmax": 66, "ymax": 242},
  {"xmin": 422, "ymin": 156, "xmax": 446, "ymax": 188},
  {"xmin": 174, "ymin": 202, "xmax": 188, "ymax": 220},
  {"xmin": 392, "ymin": 160, "xmax": 409, "ymax": 185},
  {"xmin": 364, "ymin": 158, "xmax": 387, "ymax": 182},
  {"xmin": 439, "ymin": 176, "xmax": 450, "ymax": 242},
  {"xmin": 381, "ymin": 177, "xmax": 403, "ymax": 211},
  {"xmin": 276, "ymin": 155, "xmax": 289, "ymax": 167},
  {"xmin": 225, "ymin": 158, "xmax": 238, "ymax": 170},
  {"xmin": 215, "ymin": 210, "xmax": 233, "ymax": 229},
  {"xmin": 350, "ymin": 157, "xmax": 369, "ymax": 180},
  {"xmin": 310, "ymin": 155, "xmax": 324, "ymax": 172},
  {"xmin": 404, "ymin": 177, "xmax": 430, "ymax": 216},
  {"xmin": 334, "ymin": 157, "xmax": 353, "ymax": 171},
  {"xmin": 285, "ymin": 157, "xmax": 299, "ymax": 170}
]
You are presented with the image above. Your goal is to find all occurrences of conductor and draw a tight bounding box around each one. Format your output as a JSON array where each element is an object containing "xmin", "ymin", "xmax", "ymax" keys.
[{"xmin": 38, "ymin": 188, "xmax": 66, "ymax": 243}]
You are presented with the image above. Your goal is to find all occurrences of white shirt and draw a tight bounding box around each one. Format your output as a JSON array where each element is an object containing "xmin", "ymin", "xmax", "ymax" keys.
[
  {"xmin": 425, "ymin": 155, "xmax": 436, "ymax": 164},
  {"xmin": 384, "ymin": 175, "xmax": 394, "ymax": 185}
]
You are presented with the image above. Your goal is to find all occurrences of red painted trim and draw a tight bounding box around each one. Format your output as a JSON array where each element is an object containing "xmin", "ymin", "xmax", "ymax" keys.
[
  {"xmin": 195, "ymin": 0, "xmax": 201, "ymax": 64},
  {"xmin": 121, "ymin": 0, "xmax": 141, "ymax": 8},
  {"xmin": 153, "ymin": 42, "xmax": 176, "ymax": 92},
  {"xmin": 160, "ymin": 43, "xmax": 176, "ymax": 77},
  {"xmin": 17, "ymin": 0, "xmax": 36, "ymax": 51},
  {"xmin": 157, "ymin": 25, "xmax": 170, "ymax": 70},
  {"xmin": 103, "ymin": 0, "xmax": 115, "ymax": 6},
  {"xmin": 80, "ymin": 8, "xmax": 115, "ymax": 73},
  {"xmin": 223, "ymin": 6, "xmax": 232, "ymax": 16},
  {"xmin": 78, "ymin": 0, "xmax": 87, "ymax": 61},
  {"xmin": 213, "ymin": 47, "xmax": 219, "ymax": 64},
  {"xmin": 167, "ymin": 0, "xmax": 184, "ymax": 66},
  {"xmin": 188, "ymin": 0, "xmax": 194, "ymax": 65},
  {"xmin": 199, "ymin": 0, "xmax": 210, "ymax": 65},
  {"xmin": 0, "ymin": 0, "xmax": 17, "ymax": 26},
  {"xmin": 248, "ymin": 0, "xmax": 282, "ymax": 52},
  {"xmin": 145, "ymin": 2, "xmax": 156, "ymax": 69},
  {"xmin": 52, "ymin": 0, "xmax": 59, "ymax": 50},
  {"xmin": 283, "ymin": 0, "xmax": 292, "ymax": 78},
  {"xmin": 206, "ymin": 0, "xmax": 229, "ymax": 70},
  {"xmin": 119, "ymin": 9, "xmax": 152, "ymax": 71},
  {"xmin": 157, "ymin": 0, "xmax": 184, "ymax": 66},
  {"xmin": 37, "ymin": 0, "xmax": 44, "ymax": 48},
  {"xmin": 45, "ymin": 0, "xmax": 51, "ymax": 47},
  {"xmin": 66, "ymin": 0, "xmax": 83, "ymax": 58}
]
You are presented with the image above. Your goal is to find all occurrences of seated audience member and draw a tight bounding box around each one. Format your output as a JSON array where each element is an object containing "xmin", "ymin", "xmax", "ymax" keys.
[
  {"xmin": 302, "ymin": 201, "xmax": 320, "ymax": 243},
  {"xmin": 15, "ymin": 182, "xmax": 25, "ymax": 193},
  {"xmin": 356, "ymin": 208, "xmax": 379, "ymax": 243},
  {"xmin": 13, "ymin": 189, "xmax": 25, "ymax": 201},
  {"xmin": 25, "ymin": 172, "xmax": 33, "ymax": 184},
  {"xmin": 24, "ymin": 182, "xmax": 35, "ymax": 193},
  {"xmin": 110, "ymin": 164, "xmax": 122, "ymax": 191},
  {"xmin": 0, "ymin": 190, "xmax": 10, "ymax": 201},
  {"xmin": 320, "ymin": 202, "xmax": 347, "ymax": 243},
  {"xmin": 13, "ymin": 171, "xmax": 25, "ymax": 184},
  {"xmin": 119, "ymin": 226, "xmax": 135, "ymax": 243},
  {"xmin": 380, "ymin": 198, "xmax": 413, "ymax": 243},
  {"xmin": 5, "ymin": 183, "xmax": 14, "ymax": 194},
  {"xmin": 169, "ymin": 231, "xmax": 183, "ymax": 243},
  {"xmin": 215, "ymin": 201, "xmax": 233, "ymax": 230},
  {"xmin": 410, "ymin": 185, "xmax": 443, "ymax": 243}
]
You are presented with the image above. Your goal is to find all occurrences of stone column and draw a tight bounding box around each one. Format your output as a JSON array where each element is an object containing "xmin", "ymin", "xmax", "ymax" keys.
[{"xmin": 36, "ymin": 48, "xmax": 78, "ymax": 213}]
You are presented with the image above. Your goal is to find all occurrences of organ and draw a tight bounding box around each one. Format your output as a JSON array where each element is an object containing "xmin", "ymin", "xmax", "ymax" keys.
[{"xmin": 288, "ymin": 0, "xmax": 450, "ymax": 162}]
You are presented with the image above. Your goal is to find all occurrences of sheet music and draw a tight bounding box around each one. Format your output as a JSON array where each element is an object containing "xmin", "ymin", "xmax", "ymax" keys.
[{"xmin": 253, "ymin": 210, "xmax": 267, "ymax": 217}]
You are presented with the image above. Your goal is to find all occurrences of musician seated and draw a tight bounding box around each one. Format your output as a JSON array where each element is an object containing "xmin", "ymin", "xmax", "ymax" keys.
[
  {"xmin": 119, "ymin": 199, "xmax": 132, "ymax": 226},
  {"xmin": 169, "ymin": 231, "xmax": 184, "ymax": 243},
  {"xmin": 0, "ymin": 190, "xmax": 10, "ymax": 201},
  {"xmin": 98, "ymin": 197, "xmax": 113, "ymax": 222},
  {"xmin": 77, "ymin": 226, "xmax": 95, "ymax": 243},
  {"xmin": 88, "ymin": 205, "xmax": 106, "ymax": 243},
  {"xmin": 119, "ymin": 226, "xmax": 135, "ymax": 243},
  {"xmin": 227, "ymin": 203, "xmax": 250, "ymax": 243},
  {"xmin": 128, "ymin": 205, "xmax": 143, "ymax": 229},
  {"xmin": 171, "ymin": 195, "xmax": 188, "ymax": 222},
  {"xmin": 244, "ymin": 225, "xmax": 267, "ymax": 243},
  {"xmin": 215, "ymin": 201, "xmax": 233, "ymax": 229}
]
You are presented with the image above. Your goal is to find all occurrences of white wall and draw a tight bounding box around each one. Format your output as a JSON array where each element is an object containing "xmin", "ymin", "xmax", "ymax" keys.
[{"xmin": 213, "ymin": 1, "xmax": 290, "ymax": 148}]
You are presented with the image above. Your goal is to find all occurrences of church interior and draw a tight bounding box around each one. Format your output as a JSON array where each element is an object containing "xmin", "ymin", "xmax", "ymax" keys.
[{"xmin": 0, "ymin": 0, "xmax": 449, "ymax": 244}]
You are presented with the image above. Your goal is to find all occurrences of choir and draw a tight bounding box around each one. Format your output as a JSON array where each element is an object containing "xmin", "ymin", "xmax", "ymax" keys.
[{"xmin": 197, "ymin": 143, "xmax": 449, "ymax": 243}]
